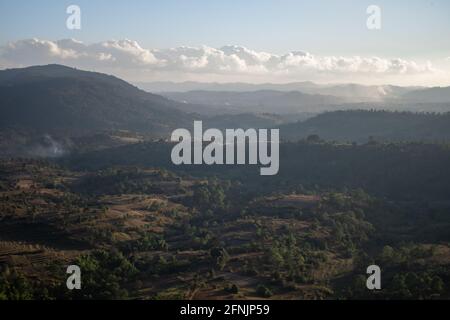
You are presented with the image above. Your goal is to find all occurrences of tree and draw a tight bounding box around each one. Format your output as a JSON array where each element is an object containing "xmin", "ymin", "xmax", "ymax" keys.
[{"xmin": 256, "ymin": 285, "xmax": 273, "ymax": 298}]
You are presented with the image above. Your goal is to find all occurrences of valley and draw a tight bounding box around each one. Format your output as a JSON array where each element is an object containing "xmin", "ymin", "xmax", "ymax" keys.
[{"xmin": 0, "ymin": 65, "xmax": 450, "ymax": 300}]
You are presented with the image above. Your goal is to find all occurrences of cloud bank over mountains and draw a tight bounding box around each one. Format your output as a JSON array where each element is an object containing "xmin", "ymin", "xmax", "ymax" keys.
[{"xmin": 0, "ymin": 38, "xmax": 446, "ymax": 85}]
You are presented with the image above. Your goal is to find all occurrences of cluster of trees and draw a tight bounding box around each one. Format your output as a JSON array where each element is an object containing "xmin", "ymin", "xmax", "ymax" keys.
[
  {"xmin": 1, "ymin": 249, "xmax": 141, "ymax": 300},
  {"xmin": 347, "ymin": 269, "xmax": 447, "ymax": 300},
  {"xmin": 64, "ymin": 140, "xmax": 450, "ymax": 201},
  {"xmin": 68, "ymin": 249, "xmax": 138, "ymax": 299},
  {"xmin": 125, "ymin": 232, "xmax": 169, "ymax": 252},
  {"xmin": 0, "ymin": 268, "xmax": 34, "ymax": 300},
  {"xmin": 386, "ymin": 271, "xmax": 446, "ymax": 299},
  {"xmin": 72, "ymin": 167, "xmax": 182, "ymax": 196},
  {"xmin": 192, "ymin": 181, "xmax": 228, "ymax": 212},
  {"xmin": 280, "ymin": 110, "xmax": 450, "ymax": 143}
]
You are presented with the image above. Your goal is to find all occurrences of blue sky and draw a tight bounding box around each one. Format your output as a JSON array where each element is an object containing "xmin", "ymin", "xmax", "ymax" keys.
[
  {"xmin": 1, "ymin": 0, "xmax": 449, "ymax": 57},
  {"xmin": 0, "ymin": 0, "xmax": 449, "ymax": 85}
]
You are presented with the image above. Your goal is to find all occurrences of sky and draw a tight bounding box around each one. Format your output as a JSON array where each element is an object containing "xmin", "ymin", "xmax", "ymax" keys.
[{"xmin": 0, "ymin": 0, "xmax": 450, "ymax": 86}]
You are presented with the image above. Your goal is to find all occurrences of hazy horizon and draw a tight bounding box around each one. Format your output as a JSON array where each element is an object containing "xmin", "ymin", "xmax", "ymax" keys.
[{"xmin": 1, "ymin": 0, "xmax": 450, "ymax": 86}]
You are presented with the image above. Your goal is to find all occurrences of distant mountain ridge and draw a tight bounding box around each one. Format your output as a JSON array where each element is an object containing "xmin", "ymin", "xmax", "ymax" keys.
[
  {"xmin": 136, "ymin": 81, "xmax": 424, "ymax": 102},
  {"xmin": 403, "ymin": 86, "xmax": 450, "ymax": 103},
  {"xmin": 163, "ymin": 90, "xmax": 346, "ymax": 114},
  {"xmin": 279, "ymin": 110, "xmax": 450, "ymax": 143},
  {"xmin": 0, "ymin": 64, "xmax": 194, "ymax": 135},
  {"xmin": 2, "ymin": 64, "xmax": 450, "ymax": 148}
]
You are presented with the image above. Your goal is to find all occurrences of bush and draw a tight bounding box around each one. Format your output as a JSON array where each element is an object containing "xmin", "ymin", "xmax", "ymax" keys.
[
  {"xmin": 224, "ymin": 283, "xmax": 239, "ymax": 294},
  {"xmin": 256, "ymin": 285, "xmax": 273, "ymax": 298}
]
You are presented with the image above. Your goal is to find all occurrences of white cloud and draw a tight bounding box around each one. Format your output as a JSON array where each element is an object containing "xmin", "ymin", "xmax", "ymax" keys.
[
  {"xmin": 2, "ymin": 39, "xmax": 80, "ymax": 64},
  {"xmin": 0, "ymin": 38, "xmax": 442, "ymax": 85},
  {"xmin": 0, "ymin": 38, "xmax": 161, "ymax": 68},
  {"xmin": 100, "ymin": 39, "xmax": 160, "ymax": 66}
]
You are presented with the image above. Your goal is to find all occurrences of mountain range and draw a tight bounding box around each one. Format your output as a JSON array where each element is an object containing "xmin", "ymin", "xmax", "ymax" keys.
[
  {"xmin": 163, "ymin": 90, "xmax": 347, "ymax": 114},
  {"xmin": 0, "ymin": 64, "xmax": 194, "ymax": 135},
  {"xmin": 403, "ymin": 86, "xmax": 450, "ymax": 103},
  {"xmin": 136, "ymin": 81, "xmax": 429, "ymax": 101},
  {"xmin": 1, "ymin": 64, "xmax": 450, "ymax": 157}
]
